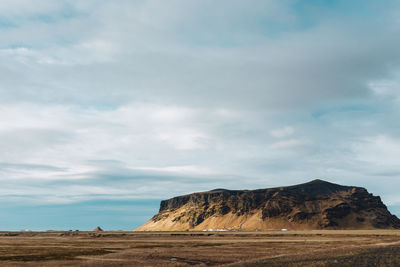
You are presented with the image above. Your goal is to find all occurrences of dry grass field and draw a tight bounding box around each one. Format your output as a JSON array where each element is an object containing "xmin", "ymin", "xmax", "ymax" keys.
[{"xmin": 0, "ymin": 230, "xmax": 400, "ymax": 266}]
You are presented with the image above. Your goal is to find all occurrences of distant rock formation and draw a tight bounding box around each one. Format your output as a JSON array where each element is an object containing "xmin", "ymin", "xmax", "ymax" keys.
[
  {"xmin": 135, "ymin": 179, "xmax": 400, "ymax": 231},
  {"xmin": 92, "ymin": 226, "xmax": 104, "ymax": 231}
]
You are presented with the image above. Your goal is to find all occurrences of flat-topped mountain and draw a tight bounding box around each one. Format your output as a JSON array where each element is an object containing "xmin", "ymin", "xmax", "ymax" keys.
[{"xmin": 135, "ymin": 179, "xmax": 400, "ymax": 231}]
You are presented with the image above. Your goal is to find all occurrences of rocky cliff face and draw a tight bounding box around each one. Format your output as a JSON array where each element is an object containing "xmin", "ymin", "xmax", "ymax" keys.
[{"xmin": 135, "ymin": 180, "xmax": 400, "ymax": 231}]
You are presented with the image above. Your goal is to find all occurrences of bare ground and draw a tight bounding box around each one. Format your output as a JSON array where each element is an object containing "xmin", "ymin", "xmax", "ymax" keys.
[{"xmin": 0, "ymin": 230, "xmax": 399, "ymax": 266}]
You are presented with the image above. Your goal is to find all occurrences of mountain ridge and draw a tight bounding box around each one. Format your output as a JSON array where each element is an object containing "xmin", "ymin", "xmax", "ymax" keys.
[{"xmin": 135, "ymin": 179, "xmax": 400, "ymax": 231}]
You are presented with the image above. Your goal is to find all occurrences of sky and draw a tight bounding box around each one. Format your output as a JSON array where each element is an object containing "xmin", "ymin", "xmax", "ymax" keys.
[{"xmin": 1, "ymin": 0, "xmax": 400, "ymax": 230}]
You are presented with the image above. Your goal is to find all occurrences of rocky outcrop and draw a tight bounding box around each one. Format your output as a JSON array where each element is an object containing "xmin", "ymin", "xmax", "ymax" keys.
[{"xmin": 135, "ymin": 179, "xmax": 400, "ymax": 231}]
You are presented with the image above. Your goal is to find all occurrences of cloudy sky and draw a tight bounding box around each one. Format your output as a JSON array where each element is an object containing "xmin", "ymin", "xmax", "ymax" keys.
[{"xmin": 1, "ymin": 0, "xmax": 400, "ymax": 230}]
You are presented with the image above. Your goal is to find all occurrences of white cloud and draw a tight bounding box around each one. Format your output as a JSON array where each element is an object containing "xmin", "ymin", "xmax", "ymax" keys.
[
  {"xmin": 1, "ymin": 0, "xmax": 399, "ymax": 109},
  {"xmin": 0, "ymin": 0, "xmax": 400, "ymax": 207},
  {"xmin": 270, "ymin": 139, "xmax": 308, "ymax": 149},
  {"xmin": 135, "ymin": 165, "xmax": 218, "ymax": 176},
  {"xmin": 0, "ymin": 103, "xmax": 219, "ymax": 180},
  {"xmin": 156, "ymin": 129, "xmax": 210, "ymax": 150},
  {"xmin": 353, "ymin": 135, "xmax": 400, "ymax": 167},
  {"xmin": 270, "ymin": 126, "xmax": 294, "ymax": 138},
  {"xmin": 0, "ymin": 0, "xmax": 61, "ymax": 17}
]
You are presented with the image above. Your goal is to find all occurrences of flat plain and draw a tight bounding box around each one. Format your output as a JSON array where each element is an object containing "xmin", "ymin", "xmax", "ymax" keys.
[{"xmin": 0, "ymin": 230, "xmax": 400, "ymax": 266}]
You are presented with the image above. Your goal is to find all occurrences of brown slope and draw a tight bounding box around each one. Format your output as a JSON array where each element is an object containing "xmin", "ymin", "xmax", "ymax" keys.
[{"xmin": 135, "ymin": 179, "xmax": 400, "ymax": 231}]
